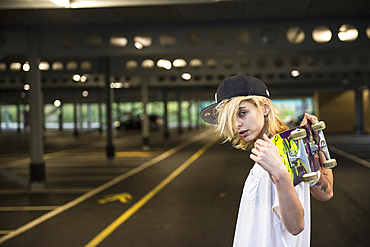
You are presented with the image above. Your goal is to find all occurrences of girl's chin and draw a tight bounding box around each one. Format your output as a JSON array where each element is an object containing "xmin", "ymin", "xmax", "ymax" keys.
[{"xmin": 242, "ymin": 135, "xmax": 255, "ymax": 142}]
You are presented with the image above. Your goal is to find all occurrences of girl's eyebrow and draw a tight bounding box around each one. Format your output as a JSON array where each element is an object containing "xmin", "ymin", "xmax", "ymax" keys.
[{"xmin": 238, "ymin": 106, "xmax": 246, "ymax": 110}]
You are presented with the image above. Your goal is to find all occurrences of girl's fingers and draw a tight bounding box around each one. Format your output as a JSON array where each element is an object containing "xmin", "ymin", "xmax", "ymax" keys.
[
  {"xmin": 304, "ymin": 113, "xmax": 318, "ymax": 124},
  {"xmin": 263, "ymin": 133, "xmax": 273, "ymax": 144},
  {"xmin": 300, "ymin": 115, "xmax": 308, "ymax": 126}
]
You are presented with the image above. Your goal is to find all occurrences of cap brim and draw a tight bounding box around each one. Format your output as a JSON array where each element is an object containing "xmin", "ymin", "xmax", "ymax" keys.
[{"xmin": 200, "ymin": 103, "xmax": 218, "ymax": 124}]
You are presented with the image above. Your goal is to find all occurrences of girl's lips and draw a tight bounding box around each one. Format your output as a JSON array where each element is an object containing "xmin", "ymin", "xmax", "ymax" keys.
[{"xmin": 239, "ymin": 130, "xmax": 249, "ymax": 137}]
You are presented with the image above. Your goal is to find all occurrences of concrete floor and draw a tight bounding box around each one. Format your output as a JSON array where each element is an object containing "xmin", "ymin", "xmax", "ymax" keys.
[{"xmin": 0, "ymin": 127, "xmax": 370, "ymax": 246}]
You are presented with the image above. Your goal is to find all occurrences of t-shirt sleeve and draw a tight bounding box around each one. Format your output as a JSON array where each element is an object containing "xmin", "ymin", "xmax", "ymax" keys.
[{"xmin": 271, "ymin": 183, "xmax": 282, "ymax": 220}]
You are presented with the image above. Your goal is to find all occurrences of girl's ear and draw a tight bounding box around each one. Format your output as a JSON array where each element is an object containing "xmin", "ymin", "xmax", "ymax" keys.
[{"xmin": 263, "ymin": 99, "xmax": 271, "ymax": 116}]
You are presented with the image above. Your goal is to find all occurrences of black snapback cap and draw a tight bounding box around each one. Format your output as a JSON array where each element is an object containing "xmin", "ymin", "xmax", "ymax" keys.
[{"xmin": 200, "ymin": 74, "xmax": 270, "ymax": 124}]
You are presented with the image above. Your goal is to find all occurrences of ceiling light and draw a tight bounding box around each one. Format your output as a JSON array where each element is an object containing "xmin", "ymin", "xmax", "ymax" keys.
[
  {"xmin": 54, "ymin": 100, "xmax": 62, "ymax": 107},
  {"xmin": 157, "ymin": 59, "xmax": 172, "ymax": 70},
  {"xmin": 134, "ymin": 42, "xmax": 143, "ymax": 50},
  {"xmin": 23, "ymin": 62, "xmax": 30, "ymax": 72},
  {"xmin": 80, "ymin": 75, "xmax": 87, "ymax": 82},
  {"xmin": 182, "ymin": 73, "xmax": 192, "ymax": 80},
  {"xmin": 50, "ymin": 0, "xmax": 70, "ymax": 8},
  {"xmin": 291, "ymin": 70, "xmax": 300, "ymax": 77},
  {"xmin": 82, "ymin": 91, "xmax": 89, "ymax": 97},
  {"xmin": 23, "ymin": 84, "xmax": 31, "ymax": 91},
  {"xmin": 173, "ymin": 59, "xmax": 187, "ymax": 68},
  {"xmin": 73, "ymin": 74, "xmax": 81, "ymax": 82}
]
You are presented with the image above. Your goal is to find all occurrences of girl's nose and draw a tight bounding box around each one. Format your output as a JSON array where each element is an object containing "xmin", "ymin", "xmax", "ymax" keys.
[{"xmin": 236, "ymin": 120, "xmax": 242, "ymax": 128}]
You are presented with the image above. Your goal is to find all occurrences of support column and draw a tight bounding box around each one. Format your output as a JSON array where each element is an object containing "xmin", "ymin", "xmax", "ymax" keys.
[
  {"xmin": 59, "ymin": 104, "xmax": 63, "ymax": 131},
  {"xmin": 5, "ymin": 105, "xmax": 9, "ymax": 129},
  {"xmin": 196, "ymin": 101, "xmax": 200, "ymax": 128},
  {"xmin": 163, "ymin": 89, "xmax": 170, "ymax": 139},
  {"xmin": 103, "ymin": 57, "xmax": 115, "ymax": 158},
  {"xmin": 17, "ymin": 103, "xmax": 21, "ymax": 133},
  {"xmin": 87, "ymin": 103, "xmax": 92, "ymax": 129},
  {"xmin": 79, "ymin": 103, "xmax": 83, "ymax": 129},
  {"xmin": 24, "ymin": 105, "xmax": 29, "ymax": 130},
  {"xmin": 177, "ymin": 92, "xmax": 182, "ymax": 135},
  {"xmin": 99, "ymin": 102, "xmax": 103, "ymax": 133},
  {"xmin": 27, "ymin": 26, "xmax": 45, "ymax": 190},
  {"xmin": 188, "ymin": 101, "xmax": 192, "ymax": 131},
  {"xmin": 355, "ymin": 87, "xmax": 364, "ymax": 134},
  {"xmin": 116, "ymin": 102, "xmax": 121, "ymax": 124},
  {"xmin": 141, "ymin": 77, "xmax": 150, "ymax": 150},
  {"xmin": 0, "ymin": 104, "xmax": 2, "ymax": 132},
  {"xmin": 73, "ymin": 98, "xmax": 78, "ymax": 137}
]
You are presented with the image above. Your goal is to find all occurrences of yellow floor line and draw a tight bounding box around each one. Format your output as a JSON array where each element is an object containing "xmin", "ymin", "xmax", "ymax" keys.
[
  {"xmin": 0, "ymin": 129, "xmax": 213, "ymax": 245},
  {"xmin": 84, "ymin": 137, "xmax": 218, "ymax": 247}
]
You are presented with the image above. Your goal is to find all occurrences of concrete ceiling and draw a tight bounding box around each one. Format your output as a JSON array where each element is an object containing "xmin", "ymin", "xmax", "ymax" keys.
[{"xmin": 0, "ymin": 0, "xmax": 369, "ymax": 26}]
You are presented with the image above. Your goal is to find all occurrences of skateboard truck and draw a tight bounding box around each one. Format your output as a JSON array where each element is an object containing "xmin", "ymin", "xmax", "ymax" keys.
[
  {"xmin": 288, "ymin": 129, "xmax": 319, "ymax": 184},
  {"xmin": 310, "ymin": 121, "xmax": 337, "ymax": 169}
]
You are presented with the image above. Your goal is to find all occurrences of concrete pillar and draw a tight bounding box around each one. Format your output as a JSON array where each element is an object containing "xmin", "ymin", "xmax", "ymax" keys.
[
  {"xmin": 177, "ymin": 92, "xmax": 182, "ymax": 135},
  {"xmin": 163, "ymin": 89, "xmax": 170, "ymax": 139},
  {"xmin": 141, "ymin": 77, "xmax": 150, "ymax": 150},
  {"xmin": 17, "ymin": 103, "xmax": 21, "ymax": 133},
  {"xmin": 363, "ymin": 89, "xmax": 370, "ymax": 134},
  {"xmin": 103, "ymin": 57, "xmax": 115, "ymax": 158},
  {"xmin": 315, "ymin": 90, "xmax": 355, "ymax": 133},
  {"xmin": 73, "ymin": 99, "xmax": 78, "ymax": 137},
  {"xmin": 99, "ymin": 102, "xmax": 103, "ymax": 133},
  {"xmin": 59, "ymin": 104, "xmax": 63, "ymax": 131},
  {"xmin": 355, "ymin": 87, "xmax": 364, "ymax": 134},
  {"xmin": 196, "ymin": 101, "xmax": 200, "ymax": 129},
  {"xmin": 116, "ymin": 102, "xmax": 121, "ymax": 124},
  {"xmin": 87, "ymin": 103, "xmax": 92, "ymax": 129},
  {"xmin": 79, "ymin": 103, "xmax": 83, "ymax": 129},
  {"xmin": 27, "ymin": 26, "xmax": 45, "ymax": 190},
  {"xmin": 188, "ymin": 101, "xmax": 192, "ymax": 130}
]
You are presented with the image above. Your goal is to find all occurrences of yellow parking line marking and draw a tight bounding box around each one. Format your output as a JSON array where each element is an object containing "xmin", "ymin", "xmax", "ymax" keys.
[
  {"xmin": 0, "ymin": 206, "xmax": 59, "ymax": 211},
  {"xmin": 0, "ymin": 129, "xmax": 213, "ymax": 245},
  {"xmin": 115, "ymin": 151, "xmax": 156, "ymax": 157},
  {"xmin": 0, "ymin": 231, "xmax": 11, "ymax": 235},
  {"xmin": 84, "ymin": 137, "xmax": 218, "ymax": 247}
]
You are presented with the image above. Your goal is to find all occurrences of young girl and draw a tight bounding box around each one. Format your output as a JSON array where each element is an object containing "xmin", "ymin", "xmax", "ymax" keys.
[{"xmin": 200, "ymin": 74, "xmax": 334, "ymax": 247}]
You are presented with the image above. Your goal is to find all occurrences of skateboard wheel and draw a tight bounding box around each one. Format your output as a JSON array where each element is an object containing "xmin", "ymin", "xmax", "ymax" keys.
[
  {"xmin": 302, "ymin": 172, "xmax": 319, "ymax": 183},
  {"xmin": 290, "ymin": 129, "xmax": 307, "ymax": 140},
  {"xmin": 323, "ymin": 159, "xmax": 337, "ymax": 169},
  {"xmin": 312, "ymin": 121, "xmax": 326, "ymax": 132}
]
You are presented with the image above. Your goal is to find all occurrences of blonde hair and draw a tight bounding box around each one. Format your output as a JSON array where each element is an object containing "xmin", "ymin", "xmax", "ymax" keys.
[{"xmin": 214, "ymin": 96, "xmax": 288, "ymax": 150}]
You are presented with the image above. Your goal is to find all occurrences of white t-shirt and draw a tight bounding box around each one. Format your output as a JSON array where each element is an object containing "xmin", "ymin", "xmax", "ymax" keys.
[{"xmin": 233, "ymin": 164, "xmax": 311, "ymax": 247}]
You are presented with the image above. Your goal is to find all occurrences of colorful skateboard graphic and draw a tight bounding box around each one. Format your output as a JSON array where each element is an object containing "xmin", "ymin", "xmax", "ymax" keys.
[{"xmin": 272, "ymin": 121, "xmax": 337, "ymax": 186}]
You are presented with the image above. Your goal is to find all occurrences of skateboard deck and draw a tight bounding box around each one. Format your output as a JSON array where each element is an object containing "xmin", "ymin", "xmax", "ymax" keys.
[{"xmin": 272, "ymin": 124, "xmax": 320, "ymax": 186}]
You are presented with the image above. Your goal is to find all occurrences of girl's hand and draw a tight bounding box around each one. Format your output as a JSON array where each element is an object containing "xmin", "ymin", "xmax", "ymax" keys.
[
  {"xmin": 300, "ymin": 113, "xmax": 320, "ymax": 141},
  {"xmin": 300, "ymin": 113, "xmax": 318, "ymax": 126},
  {"xmin": 250, "ymin": 134, "xmax": 287, "ymax": 180}
]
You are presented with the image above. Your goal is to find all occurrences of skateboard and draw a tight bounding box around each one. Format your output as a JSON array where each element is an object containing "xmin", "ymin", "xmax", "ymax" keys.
[{"xmin": 272, "ymin": 121, "xmax": 337, "ymax": 186}]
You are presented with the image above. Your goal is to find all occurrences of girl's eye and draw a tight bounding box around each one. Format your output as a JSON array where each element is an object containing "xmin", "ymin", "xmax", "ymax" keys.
[{"xmin": 239, "ymin": 110, "xmax": 246, "ymax": 116}]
